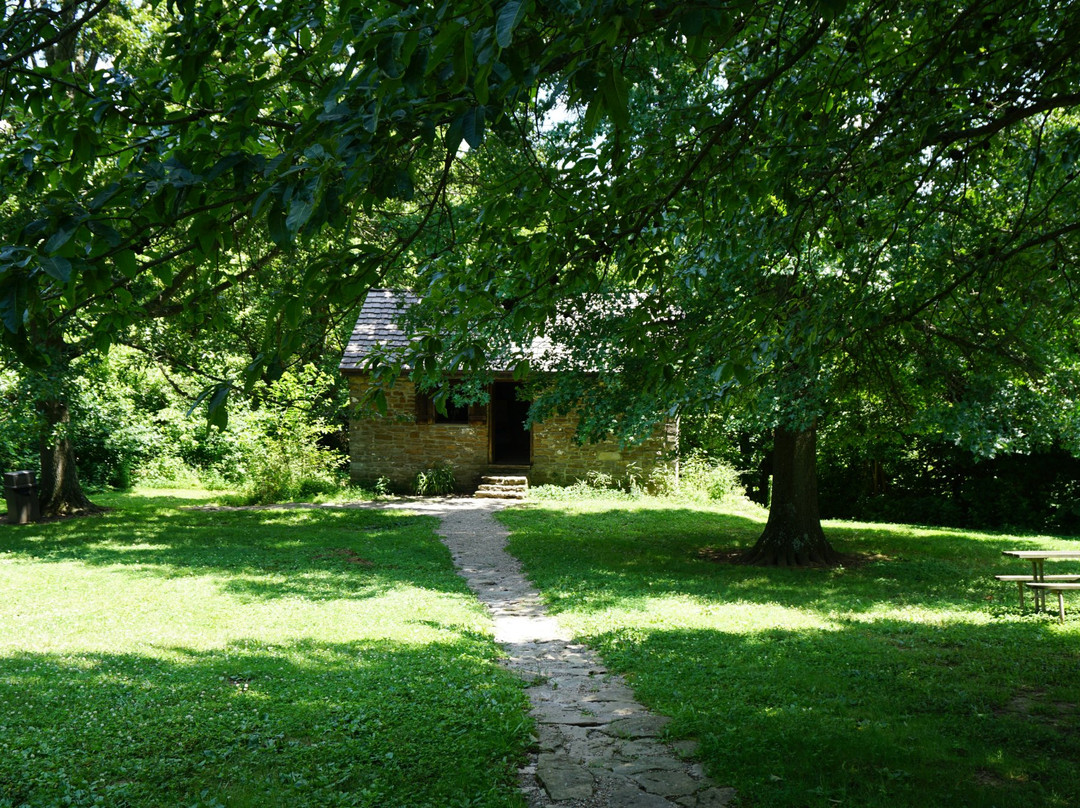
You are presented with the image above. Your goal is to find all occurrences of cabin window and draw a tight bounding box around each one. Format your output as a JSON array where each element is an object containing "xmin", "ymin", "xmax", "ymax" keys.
[{"xmin": 415, "ymin": 384, "xmax": 485, "ymax": 425}]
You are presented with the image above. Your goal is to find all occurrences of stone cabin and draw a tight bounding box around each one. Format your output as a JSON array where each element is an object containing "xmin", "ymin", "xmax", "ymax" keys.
[{"xmin": 339, "ymin": 289, "xmax": 678, "ymax": 492}]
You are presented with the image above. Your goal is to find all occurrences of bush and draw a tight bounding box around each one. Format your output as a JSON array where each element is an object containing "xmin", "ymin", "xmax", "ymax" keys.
[
  {"xmin": 413, "ymin": 463, "xmax": 456, "ymax": 495},
  {"xmin": 529, "ymin": 478, "xmax": 638, "ymax": 502},
  {"xmin": 0, "ymin": 370, "xmax": 41, "ymax": 475},
  {"xmin": 133, "ymin": 454, "xmax": 204, "ymax": 488},
  {"xmin": 232, "ymin": 367, "xmax": 348, "ymax": 504},
  {"xmin": 647, "ymin": 452, "xmax": 742, "ymax": 502}
]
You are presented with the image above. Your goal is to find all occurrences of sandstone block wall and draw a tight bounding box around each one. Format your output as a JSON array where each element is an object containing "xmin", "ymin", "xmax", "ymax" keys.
[
  {"xmin": 346, "ymin": 376, "xmax": 676, "ymax": 491},
  {"xmin": 529, "ymin": 414, "xmax": 677, "ymax": 487}
]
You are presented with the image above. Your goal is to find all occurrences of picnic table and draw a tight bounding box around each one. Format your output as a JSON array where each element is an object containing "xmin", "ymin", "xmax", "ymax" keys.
[{"xmin": 1000, "ymin": 550, "xmax": 1080, "ymax": 622}]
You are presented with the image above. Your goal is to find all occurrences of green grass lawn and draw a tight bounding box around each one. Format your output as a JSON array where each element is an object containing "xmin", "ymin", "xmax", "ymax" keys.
[
  {"xmin": 500, "ymin": 497, "xmax": 1080, "ymax": 808},
  {"xmin": 0, "ymin": 490, "xmax": 531, "ymax": 808}
]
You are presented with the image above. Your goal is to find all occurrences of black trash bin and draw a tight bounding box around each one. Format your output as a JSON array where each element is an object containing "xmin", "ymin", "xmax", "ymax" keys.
[{"xmin": 3, "ymin": 470, "xmax": 40, "ymax": 524}]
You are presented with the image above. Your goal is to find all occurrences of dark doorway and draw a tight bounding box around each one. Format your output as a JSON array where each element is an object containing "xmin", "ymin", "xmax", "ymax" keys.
[{"xmin": 490, "ymin": 382, "xmax": 531, "ymax": 465}]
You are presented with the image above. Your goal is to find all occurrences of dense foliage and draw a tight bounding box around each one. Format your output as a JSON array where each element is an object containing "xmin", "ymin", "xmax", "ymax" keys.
[
  {"xmin": 817, "ymin": 440, "xmax": 1080, "ymax": 532},
  {"xmin": 0, "ymin": 350, "xmax": 348, "ymax": 501},
  {"xmin": 2, "ymin": 0, "xmax": 1079, "ymax": 539},
  {"xmin": 682, "ymin": 410, "xmax": 1080, "ymax": 533}
]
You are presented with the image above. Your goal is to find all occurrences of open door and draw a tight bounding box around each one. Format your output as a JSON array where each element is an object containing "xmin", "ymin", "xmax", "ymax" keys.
[{"xmin": 490, "ymin": 381, "xmax": 531, "ymax": 465}]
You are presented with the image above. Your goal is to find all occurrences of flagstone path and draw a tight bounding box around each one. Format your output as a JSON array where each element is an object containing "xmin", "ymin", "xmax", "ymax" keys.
[{"xmin": 394, "ymin": 497, "xmax": 737, "ymax": 808}]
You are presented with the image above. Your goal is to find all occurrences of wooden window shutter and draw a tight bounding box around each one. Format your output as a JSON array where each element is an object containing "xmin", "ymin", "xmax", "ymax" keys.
[
  {"xmin": 415, "ymin": 392, "xmax": 434, "ymax": 424},
  {"xmin": 468, "ymin": 403, "xmax": 487, "ymax": 426}
]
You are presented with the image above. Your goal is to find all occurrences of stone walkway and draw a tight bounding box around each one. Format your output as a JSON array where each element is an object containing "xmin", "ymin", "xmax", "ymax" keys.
[{"xmin": 389, "ymin": 497, "xmax": 736, "ymax": 808}]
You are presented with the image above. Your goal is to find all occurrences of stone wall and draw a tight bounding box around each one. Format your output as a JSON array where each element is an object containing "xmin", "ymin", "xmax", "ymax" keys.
[
  {"xmin": 346, "ymin": 375, "xmax": 677, "ymax": 491},
  {"xmin": 529, "ymin": 413, "xmax": 677, "ymax": 487}
]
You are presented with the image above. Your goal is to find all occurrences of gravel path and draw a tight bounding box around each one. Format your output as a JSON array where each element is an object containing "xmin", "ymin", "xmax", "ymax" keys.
[{"xmin": 383, "ymin": 497, "xmax": 737, "ymax": 808}]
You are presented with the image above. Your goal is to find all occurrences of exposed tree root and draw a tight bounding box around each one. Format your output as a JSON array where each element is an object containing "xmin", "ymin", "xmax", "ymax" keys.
[
  {"xmin": 40, "ymin": 500, "xmax": 106, "ymax": 519},
  {"xmin": 742, "ymin": 538, "xmax": 841, "ymax": 567},
  {"xmin": 742, "ymin": 515, "xmax": 841, "ymax": 567}
]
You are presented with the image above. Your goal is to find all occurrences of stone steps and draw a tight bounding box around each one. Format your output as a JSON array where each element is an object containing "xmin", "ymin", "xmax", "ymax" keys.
[{"xmin": 475, "ymin": 475, "xmax": 529, "ymax": 499}]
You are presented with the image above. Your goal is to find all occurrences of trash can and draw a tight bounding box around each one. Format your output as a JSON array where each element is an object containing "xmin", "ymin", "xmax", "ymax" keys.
[{"xmin": 3, "ymin": 470, "xmax": 40, "ymax": 525}]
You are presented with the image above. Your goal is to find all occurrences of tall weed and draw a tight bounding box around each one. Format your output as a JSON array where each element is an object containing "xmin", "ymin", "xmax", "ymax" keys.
[{"xmin": 413, "ymin": 463, "xmax": 456, "ymax": 495}]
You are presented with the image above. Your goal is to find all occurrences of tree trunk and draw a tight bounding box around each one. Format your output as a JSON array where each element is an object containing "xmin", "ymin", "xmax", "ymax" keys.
[
  {"xmin": 743, "ymin": 422, "xmax": 839, "ymax": 566},
  {"xmin": 38, "ymin": 399, "xmax": 101, "ymax": 517}
]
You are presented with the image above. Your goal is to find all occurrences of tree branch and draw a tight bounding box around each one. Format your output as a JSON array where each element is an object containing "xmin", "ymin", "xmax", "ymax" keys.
[
  {"xmin": 0, "ymin": 0, "xmax": 111, "ymax": 69},
  {"xmin": 929, "ymin": 93, "xmax": 1080, "ymax": 148}
]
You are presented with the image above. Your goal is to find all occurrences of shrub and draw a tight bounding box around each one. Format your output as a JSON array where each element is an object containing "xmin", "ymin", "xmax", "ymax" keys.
[
  {"xmin": 413, "ymin": 464, "xmax": 456, "ymax": 495},
  {"xmin": 133, "ymin": 454, "xmax": 203, "ymax": 488},
  {"xmin": 529, "ymin": 481, "xmax": 637, "ymax": 501},
  {"xmin": 649, "ymin": 452, "xmax": 742, "ymax": 502},
  {"xmin": 0, "ymin": 370, "xmax": 41, "ymax": 474},
  {"xmin": 233, "ymin": 367, "xmax": 348, "ymax": 504}
]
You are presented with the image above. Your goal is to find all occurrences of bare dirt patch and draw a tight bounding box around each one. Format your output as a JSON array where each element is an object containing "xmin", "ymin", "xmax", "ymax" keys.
[
  {"xmin": 996, "ymin": 688, "xmax": 1077, "ymax": 729},
  {"xmin": 695, "ymin": 546, "xmax": 893, "ymax": 569},
  {"xmin": 312, "ymin": 548, "xmax": 374, "ymax": 566}
]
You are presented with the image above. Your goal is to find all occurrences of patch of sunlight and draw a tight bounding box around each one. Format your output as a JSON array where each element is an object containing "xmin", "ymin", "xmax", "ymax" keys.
[
  {"xmin": 841, "ymin": 605, "xmax": 998, "ymax": 627},
  {"xmin": 1, "ymin": 559, "xmax": 492, "ymax": 657},
  {"xmin": 90, "ymin": 541, "xmax": 174, "ymax": 555},
  {"xmin": 561, "ymin": 593, "xmax": 843, "ymax": 638},
  {"xmin": 130, "ymin": 486, "xmax": 223, "ymax": 500},
  {"xmin": 713, "ymin": 497, "xmax": 769, "ymax": 521}
]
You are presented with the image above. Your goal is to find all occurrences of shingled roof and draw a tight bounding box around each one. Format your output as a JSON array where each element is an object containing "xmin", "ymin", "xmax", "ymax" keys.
[{"xmin": 339, "ymin": 289, "xmax": 420, "ymax": 373}]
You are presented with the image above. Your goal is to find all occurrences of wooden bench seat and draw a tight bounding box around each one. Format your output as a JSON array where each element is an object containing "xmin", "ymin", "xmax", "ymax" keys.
[
  {"xmin": 1025, "ymin": 582, "xmax": 1080, "ymax": 623},
  {"xmin": 995, "ymin": 574, "xmax": 1080, "ymax": 608}
]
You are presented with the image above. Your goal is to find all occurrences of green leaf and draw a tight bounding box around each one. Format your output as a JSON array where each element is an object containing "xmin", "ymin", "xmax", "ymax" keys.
[
  {"xmin": 474, "ymin": 64, "xmax": 491, "ymax": 105},
  {"xmin": 268, "ymin": 203, "xmax": 291, "ymax": 247},
  {"xmin": 378, "ymin": 32, "xmax": 405, "ymax": 79},
  {"xmin": 583, "ymin": 93, "xmax": 603, "ymax": 135},
  {"xmin": 88, "ymin": 183, "xmax": 122, "ymax": 212},
  {"xmin": 601, "ymin": 66, "xmax": 629, "ymax": 130},
  {"xmin": 188, "ymin": 383, "xmax": 231, "ymax": 430},
  {"xmin": 114, "ymin": 250, "xmax": 138, "ymax": 279},
  {"xmin": 44, "ymin": 224, "xmax": 76, "ymax": 254},
  {"xmin": 372, "ymin": 388, "xmax": 388, "ymax": 416},
  {"xmin": 284, "ymin": 297, "xmax": 301, "ymax": 328},
  {"xmin": 496, "ymin": 0, "xmax": 527, "ymax": 49},
  {"xmin": 446, "ymin": 113, "xmax": 465, "ymax": 157},
  {"xmin": 86, "ymin": 221, "xmax": 122, "ymax": 248},
  {"xmin": 38, "ymin": 256, "xmax": 72, "ymax": 282},
  {"xmin": 403, "ymin": 47, "xmax": 428, "ymax": 95},
  {"xmin": 286, "ymin": 195, "xmax": 315, "ymax": 234},
  {"xmin": 0, "ymin": 289, "xmax": 23, "ymax": 333},
  {"xmin": 193, "ymin": 214, "xmax": 219, "ymax": 255},
  {"xmin": 462, "ymin": 106, "xmax": 486, "ymax": 148}
]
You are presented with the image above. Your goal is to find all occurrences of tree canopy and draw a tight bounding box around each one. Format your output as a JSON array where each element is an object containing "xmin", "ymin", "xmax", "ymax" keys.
[
  {"xmin": 3, "ymin": 0, "xmax": 1079, "ymax": 543},
  {"xmin": 374, "ymin": 0, "xmax": 1080, "ymax": 561}
]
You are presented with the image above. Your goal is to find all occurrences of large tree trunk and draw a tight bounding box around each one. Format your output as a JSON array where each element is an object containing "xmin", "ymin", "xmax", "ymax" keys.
[
  {"xmin": 744, "ymin": 422, "xmax": 839, "ymax": 566},
  {"xmin": 38, "ymin": 399, "xmax": 101, "ymax": 517}
]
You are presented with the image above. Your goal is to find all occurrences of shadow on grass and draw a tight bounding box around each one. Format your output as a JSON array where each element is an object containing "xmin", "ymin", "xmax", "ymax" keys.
[
  {"xmin": 0, "ymin": 638, "xmax": 530, "ymax": 808},
  {"xmin": 501, "ymin": 504, "xmax": 1080, "ymax": 616},
  {"xmin": 500, "ymin": 501, "xmax": 1080, "ymax": 808},
  {"xmin": 586, "ymin": 619, "xmax": 1079, "ymax": 808},
  {"xmin": 0, "ymin": 498, "xmax": 460, "ymax": 603}
]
